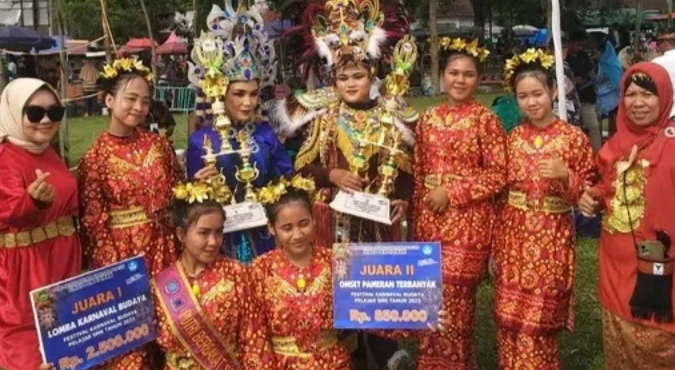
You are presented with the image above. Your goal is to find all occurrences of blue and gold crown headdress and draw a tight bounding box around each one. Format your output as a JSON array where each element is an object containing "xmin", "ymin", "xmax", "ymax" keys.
[{"xmin": 187, "ymin": 2, "xmax": 277, "ymax": 98}]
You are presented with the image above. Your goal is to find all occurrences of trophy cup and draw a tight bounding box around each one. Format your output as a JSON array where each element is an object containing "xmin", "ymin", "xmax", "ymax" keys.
[
  {"xmin": 194, "ymin": 31, "xmax": 267, "ymax": 232},
  {"xmin": 234, "ymin": 129, "xmax": 260, "ymax": 203},
  {"xmin": 329, "ymin": 37, "xmax": 418, "ymax": 225}
]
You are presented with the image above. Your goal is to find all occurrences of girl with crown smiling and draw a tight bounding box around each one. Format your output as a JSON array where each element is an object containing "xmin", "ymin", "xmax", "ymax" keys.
[
  {"xmin": 151, "ymin": 179, "xmax": 268, "ymax": 370},
  {"xmin": 271, "ymin": 0, "xmax": 415, "ymax": 367},
  {"xmin": 248, "ymin": 175, "xmax": 450, "ymax": 369},
  {"xmin": 493, "ymin": 49, "xmax": 594, "ymax": 369},
  {"xmin": 185, "ymin": 2, "xmax": 293, "ymax": 265},
  {"xmin": 78, "ymin": 57, "xmax": 183, "ymax": 369},
  {"xmin": 407, "ymin": 37, "xmax": 506, "ymax": 369}
]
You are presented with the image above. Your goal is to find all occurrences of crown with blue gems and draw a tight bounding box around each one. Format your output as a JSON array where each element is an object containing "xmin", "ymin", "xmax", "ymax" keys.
[{"xmin": 187, "ymin": 1, "xmax": 277, "ymax": 101}]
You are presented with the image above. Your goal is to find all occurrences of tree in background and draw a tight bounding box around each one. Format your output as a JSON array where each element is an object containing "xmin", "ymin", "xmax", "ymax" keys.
[{"xmin": 61, "ymin": 0, "xmax": 189, "ymax": 41}]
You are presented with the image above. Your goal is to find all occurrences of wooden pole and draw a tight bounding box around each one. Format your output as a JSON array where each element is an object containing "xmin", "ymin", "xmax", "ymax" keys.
[
  {"xmin": 56, "ymin": 0, "xmax": 70, "ymax": 164},
  {"xmin": 634, "ymin": 0, "xmax": 642, "ymax": 58},
  {"xmin": 429, "ymin": 0, "xmax": 439, "ymax": 95},
  {"xmin": 101, "ymin": 0, "xmax": 111, "ymax": 63},
  {"xmin": 139, "ymin": 0, "xmax": 157, "ymax": 85}
]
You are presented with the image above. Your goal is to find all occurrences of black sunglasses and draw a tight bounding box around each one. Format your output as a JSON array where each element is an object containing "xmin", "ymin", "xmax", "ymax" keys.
[{"xmin": 23, "ymin": 105, "xmax": 65, "ymax": 124}]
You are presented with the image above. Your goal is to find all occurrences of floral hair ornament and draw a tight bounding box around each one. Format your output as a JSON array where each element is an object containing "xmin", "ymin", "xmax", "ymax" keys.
[
  {"xmin": 100, "ymin": 57, "xmax": 154, "ymax": 83},
  {"xmin": 172, "ymin": 181, "xmax": 231, "ymax": 204},
  {"xmin": 438, "ymin": 37, "xmax": 490, "ymax": 63},
  {"xmin": 257, "ymin": 175, "xmax": 317, "ymax": 205},
  {"xmin": 503, "ymin": 48, "xmax": 554, "ymax": 91}
]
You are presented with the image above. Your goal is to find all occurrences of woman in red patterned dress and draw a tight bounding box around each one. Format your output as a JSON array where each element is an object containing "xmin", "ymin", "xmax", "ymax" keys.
[
  {"xmin": 411, "ymin": 38, "xmax": 506, "ymax": 369},
  {"xmin": 494, "ymin": 50, "xmax": 595, "ymax": 369},
  {"xmin": 0, "ymin": 78, "xmax": 81, "ymax": 370},
  {"xmin": 78, "ymin": 58, "xmax": 181, "ymax": 370},
  {"xmin": 152, "ymin": 180, "xmax": 266, "ymax": 370},
  {"xmin": 579, "ymin": 63, "xmax": 675, "ymax": 369}
]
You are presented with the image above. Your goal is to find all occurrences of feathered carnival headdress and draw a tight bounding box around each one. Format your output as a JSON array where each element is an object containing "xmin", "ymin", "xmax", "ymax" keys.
[
  {"xmin": 438, "ymin": 37, "xmax": 490, "ymax": 63},
  {"xmin": 503, "ymin": 48, "xmax": 554, "ymax": 91},
  {"xmin": 256, "ymin": 175, "xmax": 317, "ymax": 204},
  {"xmin": 100, "ymin": 57, "xmax": 154, "ymax": 83},
  {"xmin": 188, "ymin": 1, "xmax": 277, "ymax": 122},
  {"xmin": 285, "ymin": 0, "xmax": 410, "ymax": 77}
]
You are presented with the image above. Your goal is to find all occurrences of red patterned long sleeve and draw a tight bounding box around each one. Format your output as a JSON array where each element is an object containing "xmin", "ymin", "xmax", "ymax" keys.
[
  {"xmin": 158, "ymin": 135, "xmax": 184, "ymax": 184},
  {"xmin": 442, "ymin": 106, "xmax": 507, "ymax": 207},
  {"xmin": 246, "ymin": 258, "xmax": 277, "ymax": 370},
  {"xmin": 412, "ymin": 100, "xmax": 506, "ymax": 285},
  {"xmin": 78, "ymin": 149, "xmax": 112, "ymax": 266},
  {"xmin": 559, "ymin": 128, "xmax": 596, "ymax": 203}
]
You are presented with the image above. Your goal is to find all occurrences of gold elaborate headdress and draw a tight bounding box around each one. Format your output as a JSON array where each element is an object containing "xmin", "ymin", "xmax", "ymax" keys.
[
  {"xmin": 309, "ymin": 0, "xmax": 386, "ymax": 69},
  {"xmin": 438, "ymin": 37, "xmax": 490, "ymax": 63},
  {"xmin": 503, "ymin": 48, "xmax": 554, "ymax": 91},
  {"xmin": 256, "ymin": 175, "xmax": 317, "ymax": 205},
  {"xmin": 100, "ymin": 57, "xmax": 154, "ymax": 83}
]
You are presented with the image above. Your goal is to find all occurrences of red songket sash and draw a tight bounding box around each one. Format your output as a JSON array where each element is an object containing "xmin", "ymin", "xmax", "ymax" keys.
[{"xmin": 153, "ymin": 263, "xmax": 240, "ymax": 369}]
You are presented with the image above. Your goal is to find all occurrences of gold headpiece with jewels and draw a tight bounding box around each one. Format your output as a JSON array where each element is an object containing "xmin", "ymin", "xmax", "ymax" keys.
[
  {"xmin": 310, "ymin": 0, "xmax": 386, "ymax": 69},
  {"xmin": 503, "ymin": 48, "xmax": 554, "ymax": 91},
  {"xmin": 256, "ymin": 175, "xmax": 317, "ymax": 205},
  {"xmin": 100, "ymin": 58, "xmax": 154, "ymax": 83},
  {"xmin": 438, "ymin": 37, "xmax": 490, "ymax": 63}
]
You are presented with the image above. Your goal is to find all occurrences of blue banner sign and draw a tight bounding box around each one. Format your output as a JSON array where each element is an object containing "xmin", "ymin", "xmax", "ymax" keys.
[
  {"xmin": 333, "ymin": 242, "xmax": 443, "ymax": 329},
  {"xmin": 30, "ymin": 256, "xmax": 157, "ymax": 370}
]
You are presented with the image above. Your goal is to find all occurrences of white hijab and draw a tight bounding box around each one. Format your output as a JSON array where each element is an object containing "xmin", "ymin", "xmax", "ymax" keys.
[{"xmin": 0, "ymin": 78, "xmax": 61, "ymax": 154}]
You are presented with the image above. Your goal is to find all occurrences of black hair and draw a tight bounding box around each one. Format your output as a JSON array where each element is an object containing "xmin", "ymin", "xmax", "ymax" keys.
[
  {"xmin": 173, "ymin": 199, "xmax": 226, "ymax": 230},
  {"xmin": 570, "ymin": 30, "xmax": 588, "ymax": 42},
  {"xmin": 98, "ymin": 69, "xmax": 151, "ymax": 98},
  {"xmin": 508, "ymin": 52, "xmax": 555, "ymax": 93},
  {"xmin": 264, "ymin": 188, "xmax": 313, "ymax": 226},
  {"xmin": 440, "ymin": 48, "xmax": 484, "ymax": 75},
  {"xmin": 624, "ymin": 73, "xmax": 657, "ymax": 95}
]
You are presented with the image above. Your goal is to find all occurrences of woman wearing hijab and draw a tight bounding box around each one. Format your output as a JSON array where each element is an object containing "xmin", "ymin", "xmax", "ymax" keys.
[
  {"xmin": 579, "ymin": 62, "xmax": 675, "ymax": 368},
  {"xmin": 0, "ymin": 78, "xmax": 81, "ymax": 370}
]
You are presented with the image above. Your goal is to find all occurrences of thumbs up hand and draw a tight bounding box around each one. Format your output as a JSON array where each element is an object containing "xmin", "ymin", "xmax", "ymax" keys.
[{"xmin": 538, "ymin": 156, "xmax": 569, "ymax": 180}]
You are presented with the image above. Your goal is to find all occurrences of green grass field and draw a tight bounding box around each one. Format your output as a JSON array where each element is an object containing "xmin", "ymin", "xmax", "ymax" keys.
[{"xmin": 63, "ymin": 94, "xmax": 603, "ymax": 369}]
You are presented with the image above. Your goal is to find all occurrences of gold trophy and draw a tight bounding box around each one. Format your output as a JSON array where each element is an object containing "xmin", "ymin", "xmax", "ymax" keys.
[
  {"xmin": 201, "ymin": 136, "xmax": 232, "ymax": 204},
  {"xmin": 329, "ymin": 37, "xmax": 417, "ymax": 224},
  {"xmin": 191, "ymin": 30, "xmax": 269, "ymax": 232},
  {"xmin": 234, "ymin": 129, "xmax": 260, "ymax": 203}
]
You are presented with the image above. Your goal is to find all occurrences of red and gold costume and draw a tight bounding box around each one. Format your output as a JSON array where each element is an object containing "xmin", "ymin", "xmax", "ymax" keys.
[
  {"xmin": 274, "ymin": 3, "xmax": 415, "ymax": 364},
  {"xmin": 594, "ymin": 63, "xmax": 675, "ymax": 369},
  {"xmin": 153, "ymin": 256, "xmax": 265, "ymax": 370},
  {"xmin": 412, "ymin": 100, "xmax": 506, "ymax": 369},
  {"xmin": 79, "ymin": 129, "xmax": 181, "ymax": 370},
  {"xmin": 249, "ymin": 247, "xmax": 352, "ymax": 369},
  {"xmin": 494, "ymin": 118, "xmax": 594, "ymax": 370},
  {"xmin": 0, "ymin": 79, "xmax": 81, "ymax": 370}
]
